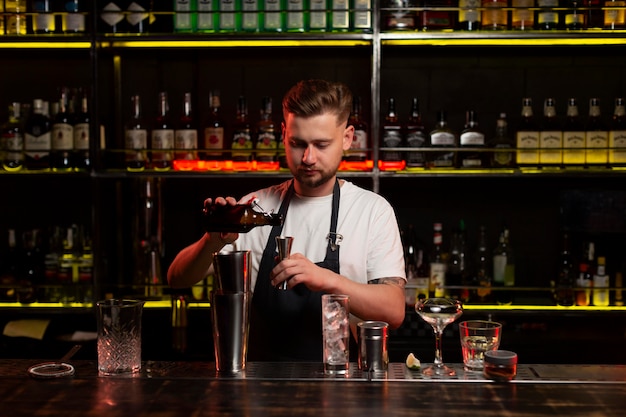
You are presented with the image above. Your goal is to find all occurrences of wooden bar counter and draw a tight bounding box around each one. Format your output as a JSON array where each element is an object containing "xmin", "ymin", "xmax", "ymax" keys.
[{"xmin": 0, "ymin": 360, "xmax": 625, "ymax": 416}]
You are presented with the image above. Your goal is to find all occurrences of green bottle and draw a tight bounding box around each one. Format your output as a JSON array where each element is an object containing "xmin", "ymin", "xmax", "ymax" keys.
[
  {"xmin": 242, "ymin": 0, "xmax": 260, "ymax": 32},
  {"xmin": 286, "ymin": 0, "xmax": 306, "ymax": 32},
  {"xmin": 197, "ymin": 0, "xmax": 217, "ymax": 32},
  {"xmin": 219, "ymin": 0, "xmax": 241, "ymax": 32},
  {"xmin": 262, "ymin": 0, "xmax": 284, "ymax": 31},
  {"xmin": 174, "ymin": 0, "xmax": 197, "ymax": 32}
]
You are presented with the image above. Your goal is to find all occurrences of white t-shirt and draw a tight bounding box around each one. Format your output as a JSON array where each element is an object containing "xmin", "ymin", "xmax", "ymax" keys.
[{"xmin": 232, "ymin": 179, "xmax": 406, "ymax": 291}]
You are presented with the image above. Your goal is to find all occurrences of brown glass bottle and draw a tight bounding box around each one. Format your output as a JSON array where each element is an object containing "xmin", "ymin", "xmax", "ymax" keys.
[
  {"xmin": 255, "ymin": 96, "xmax": 278, "ymax": 164},
  {"xmin": 174, "ymin": 92, "xmax": 198, "ymax": 161},
  {"xmin": 346, "ymin": 96, "xmax": 368, "ymax": 162},
  {"xmin": 609, "ymin": 97, "xmax": 626, "ymax": 166},
  {"xmin": 405, "ymin": 97, "xmax": 426, "ymax": 169},
  {"xmin": 381, "ymin": 97, "xmax": 403, "ymax": 164},
  {"xmin": 202, "ymin": 90, "xmax": 227, "ymax": 161},
  {"xmin": 231, "ymin": 96, "xmax": 253, "ymax": 163},
  {"xmin": 125, "ymin": 94, "xmax": 148, "ymax": 171},
  {"xmin": 51, "ymin": 88, "xmax": 73, "ymax": 172},
  {"xmin": 203, "ymin": 199, "xmax": 284, "ymax": 233},
  {"xmin": 151, "ymin": 91, "xmax": 174, "ymax": 171}
]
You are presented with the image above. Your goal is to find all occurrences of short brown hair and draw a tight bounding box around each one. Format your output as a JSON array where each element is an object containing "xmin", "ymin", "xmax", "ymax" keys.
[{"xmin": 282, "ymin": 79, "xmax": 353, "ymax": 126}]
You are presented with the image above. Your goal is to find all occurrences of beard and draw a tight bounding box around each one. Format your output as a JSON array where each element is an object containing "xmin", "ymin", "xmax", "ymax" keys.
[{"xmin": 292, "ymin": 164, "xmax": 338, "ymax": 190}]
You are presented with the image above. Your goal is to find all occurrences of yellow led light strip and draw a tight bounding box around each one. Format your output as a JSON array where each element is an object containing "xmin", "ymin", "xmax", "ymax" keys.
[
  {"xmin": 104, "ymin": 39, "xmax": 371, "ymax": 48},
  {"xmin": 0, "ymin": 42, "xmax": 91, "ymax": 49},
  {"xmin": 383, "ymin": 38, "xmax": 626, "ymax": 46},
  {"xmin": 463, "ymin": 304, "xmax": 626, "ymax": 311}
]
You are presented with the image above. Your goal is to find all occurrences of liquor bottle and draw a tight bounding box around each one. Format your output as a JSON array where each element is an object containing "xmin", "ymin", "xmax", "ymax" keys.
[
  {"xmin": 174, "ymin": 0, "xmax": 197, "ymax": 32},
  {"xmin": 330, "ymin": 0, "xmax": 350, "ymax": 32},
  {"xmin": 539, "ymin": 98, "xmax": 563, "ymax": 167},
  {"xmin": 511, "ymin": 0, "xmax": 535, "ymax": 29},
  {"xmin": 143, "ymin": 241, "xmax": 164, "ymax": 298},
  {"xmin": 309, "ymin": 0, "xmax": 328, "ymax": 31},
  {"xmin": 31, "ymin": 0, "xmax": 56, "ymax": 33},
  {"xmin": 458, "ymin": 110, "xmax": 487, "ymax": 168},
  {"xmin": 352, "ymin": 0, "xmax": 372, "ymax": 32},
  {"xmin": 0, "ymin": 2, "xmax": 4, "ymax": 34},
  {"xmin": 77, "ymin": 229, "xmax": 93, "ymax": 304},
  {"xmin": 586, "ymin": 0, "xmax": 604, "ymax": 29},
  {"xmin": 202, "ymin": 90, "xmax": 226, "ymax": 161},
  {"xmin": 604, "ymin": 0, "xmax": 626, "ymax": 29},
  {"xmin": 481, "ymin": 0, "xmax": 508, "ymax": 30},
  {"xmin": 493, "ymin": 228, "xmax": 514, "ymax": 304},
  {"xmin": 346, "ymin": 96, "xmax": 369, "ymax": 162},
  {"xmin": 99, "ymin": 1, "xmax": 127, "ymax": 33},
  {"xmin": 0, "ymin": 229, "xmax": 19, "ymax": 302},
  {"xmin": 5, "ymin": 0, "xmax": 28, "ymax": 35},
  {"xmin": 428, "ymin": 110, "xmax": 457, "ymax": 169},
  {"xmin": 51, "ymin": 88, "xmax": 74, "ymax": 172},
  {"xmin": 262, "ymin": 0, "xmax": 283, "ymax": 31},
  {"xmin": 609, "ymin": 97, "xmax": 626, "ymax": 166},
  {"xmin": 562, "ymin": 98, "xmax": 586, "ymax": 166},
  {"xmin": 474, "ymin": 225, "xmax": 493, "ymax": 303},
  {"xmin": 575, "ymin": 241, "xmax": 594, "ymax": 306},
  {"xmin": 592, "ymin": 256, "xmax": 609, "ymax": 306},
  {"xmin": 125, "ymin": 94, "xmax": 149, "ymax": 171},
  {"xmin": 203, "ymin": 198, "xmax": 284, "ymax": 233},
  {"xmin": 62, "ymin": 0, "xmax": 86, "ymax": 33},
  {"xmin": 380, "ymin": 97, "xmax": 404, "ymax": 168},
  {"xmin": 2, "ymin": 102, "xmax": 24, "ymax": 172},
  {"xmin": 151, "ymin": 92, "xmax": 175, "ymax": 171},
  {"xmin": 429, "ymin": 222, "xmax": 446, "ymax": 298},
  {"xmin": 241, "ymin": 0, "xmax": 260, "ymax": 32},
  {"xmin": 73, "ymin": 90, "xmax": 91, "ymax": 172},
  {"xmin": 422, "ymin": 0, "xmax": 455, "ymax": 29},
  {"xmin": 255, "ymin": 96, "xmax": 278, "ymax": 166},
  {"xmin": 231, "ymin": 96, "xmax": 253, "ymax": 166},
  {"xmin": 554, "ymin": 233, "xmax": 576, "ymax": 306},
  {"xmin": 445, "ymin": 222, "xmax": 467, "ymax": 301},
  {"xmin": 403, "ymin": 225, "xmax": 429, "ymax": 303},
  {"xmin": 563, "ymin": 0, "xmax": 586, "ymax": 29},
  {"xmin": 217, "ymin": 0, "xmax": 239, "ymax": 32},
  {"xmin": 516, "ymin": 97, "xmax": 540, "ymax": 166},
  {"xmin": 458, "ymin": 0, "xmax": 482, "ymax": 30},
  {"xmin": 585, "ymin": 98, "xmax": 609, "ymax": 167},
  {"xmin": 286, "ymin": 0, "xmax": 305, "ymax": 32},
  {"xmin": 490, "ymin": 112, "xmax": 515, "ymax": 168},
  {"xmin": 405, "ymin": 97, "xmax": 426, "ymax": 169},
  {"xmin": 126, "ymin": 0, "xmax": 150, "ymax": 33},
  {"xmin": 615, "ymin": 272, "xmax": 624, "ymax": 306},
  {"xmin": 197, "ymin": 0, "xmax": 217, "ymax": 32},
  {"xmin": 24, "ymin": 98, "xmax": 51, "ymax": 171},
  {"xmin": 18, "ymin": 229, "xmax": 44, "ymax": 304},
  {"xmin": 57, "ymin": 225, "xmax": 78, "ymax": 303},
  {"xmin": 536, "ymin": 0, "xmax": 560, "ymax": 29},
  {"xmin": 174, "ymin": 92, "xmax": 198, "ymax": 162}
]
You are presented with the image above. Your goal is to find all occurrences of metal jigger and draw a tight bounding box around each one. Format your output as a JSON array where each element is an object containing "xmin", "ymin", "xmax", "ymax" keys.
[{"xmin": 275, "ymin": 236, "xmax": 294, "ymax": 290}]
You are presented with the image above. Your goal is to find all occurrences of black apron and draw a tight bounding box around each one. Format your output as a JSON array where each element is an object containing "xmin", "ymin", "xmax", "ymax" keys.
[{"xmin": 247, "ymin": 179, "xmax": 357, "ymax": 361}]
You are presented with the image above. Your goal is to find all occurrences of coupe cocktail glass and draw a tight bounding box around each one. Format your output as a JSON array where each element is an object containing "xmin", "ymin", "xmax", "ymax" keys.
[{"xmin": 415, "ymin": 297, "xmax": 463, "ymax": 377}]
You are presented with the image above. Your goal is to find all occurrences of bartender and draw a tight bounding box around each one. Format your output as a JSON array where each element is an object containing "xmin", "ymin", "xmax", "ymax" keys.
[{"xmin": 167, "ymin": 79, "xmax": 406, "ymax": 361}]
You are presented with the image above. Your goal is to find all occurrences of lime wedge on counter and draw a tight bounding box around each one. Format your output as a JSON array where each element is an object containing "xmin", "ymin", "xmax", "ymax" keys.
[{"xmin": 405, "ymin": 353, "xmax": 421, "ymax": 370}]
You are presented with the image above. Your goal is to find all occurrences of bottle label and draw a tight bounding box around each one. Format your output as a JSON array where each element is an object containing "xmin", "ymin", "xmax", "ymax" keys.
[
  {"xmin": 264, "ymin": 0, "xmax": 282, "ymax": 30},
  {"xmin": 198, "ymin": 0, "xmax": 215, "ymax": 30},
  {"xmin": 101, "ymin": 2, "xmax": 125, "ymax": 26},
  {"xmin": 406, "ymin": 130, "xmax": 426, "ymax": 166},
  {"xmin": 430, "ymin": 262, "xmax": 446, "ymax": 298},
  {"xmin": 539, "ymin": 130, "xmax": 562, "ymax": 164},
  {"xmin": 287, "ymin": 0, "xmax": 305, "ymax": 30},
  {"xmin": 516, "ymin": 130, "xmax": 539, "ymax": 164},
  {"xmin": 3, "ymin": 132, "xmax": 24, "ymax": 162},
  {"xmin": 353, "ymin": 0, "xmax": 372, "ymax": 29},
  {"xmin": 74, "ymin": 123, "xmax": 90, "ymax": 151},
  {"xmin": 586, "ymin": 131, "xmax": 609, "ymax": 164},
  {"xmin": 331, "ymin": 0, "xmax": 350, "ymax": 30},
  {"xmin": 609, "ymin": 130, "xmax": 626, "ymax": 163},
  {"xmin": 431, "ymin": 131, "xmax": 455, "ymax": 145},
  {"xmin": 350, "ymin": 128, "xmax": 368, "ymax": 159},
  {"xmin": 537, "ymin": 0, "xmax": 559, "ymax": 24},
  {"xmin": 52, "ymin": 123, "xmax": 74, "ymax": 150},
  {"xmin": 605, "ymin": 1, "xmax": 626, "ymax": 26},
  {"xmin": 152, "ymin": 129, "xmax": 175, "ymax": 162},
  {"xmin": 64, "ymin": 13, "xmax": 86, "ymax": 32},
  {"xmin": 242, "ymin": 0, "xmax": 259, "ymax": 31},
  {"xmin": 256, "ymin": 131, "xmax": 278, "ymax": 160},
  {"xmin": 511, "ymin": 0, "xmax": 534, "ymax": 27},
  {"xmin": 24, "ymin": 131, "xmax": 51, "ymax": 156},
  {"xmin": 460, "ymin": 131, "xmax": 485, "ymax": 146},
  {"xmin": 493, "ymin": 254, "xmax": 506, "ymax": 284},
  {"xmin": 592, "ymin": 274, "xmax": 610, "ymax": 306},
  {"xmin": 232, "ymin": 131, "xmax": 253, "ymax": 160},
  {"xmin": 220, "ymin": 0, "xmax": 236, "ymax": 30},
  {"xmin": 382, "ymin": 129, "xmax": 402, "ymax": 161},
  {"xmin": 125, "ymin": 129, "xmax": 148, "ymax": 149},
  {"xmin": 174, "ymin": 129, "xmax": 198, "ymax": 160},
  {"xmin": 563, "ymin": 131, "xmax": 585, "ymax": 164},
  {"xmin": 310, "ymin": 0, "xmax": 327, "ymax": 29},
  {"xmin": 175, "ymin": 0, "xmax": 193, "ymax": 30},
  {"xmin": 203, "ymin": 126, "xmax": 224, "ymax": 157}
]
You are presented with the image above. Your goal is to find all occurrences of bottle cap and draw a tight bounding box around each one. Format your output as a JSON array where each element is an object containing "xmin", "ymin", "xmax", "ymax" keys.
[{"xmin": 484, "ymin": 350, "xmax": 518, "ymax": 366}]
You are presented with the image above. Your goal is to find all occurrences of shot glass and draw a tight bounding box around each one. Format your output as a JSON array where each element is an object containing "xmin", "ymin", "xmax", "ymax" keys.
[
  {"xmin": 458, "ymin": 320, "xmax": 502, "ymax": 371},
  {"xmin": 321, "ymin": 294, "xmax": 350, "ymax": 375},
  {"xmin": 96, "ymin": 299, "xmax": 145, "ymax": 376}
]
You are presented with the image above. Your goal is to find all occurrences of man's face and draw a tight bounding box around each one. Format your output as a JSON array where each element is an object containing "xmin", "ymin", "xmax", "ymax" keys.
[{"xmin": 282, "ymin": 112, "xmax": 353, "ymax": 196}]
